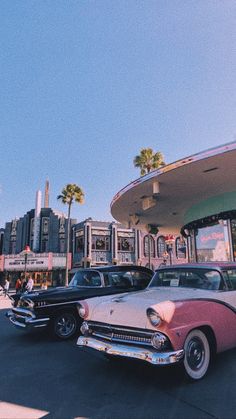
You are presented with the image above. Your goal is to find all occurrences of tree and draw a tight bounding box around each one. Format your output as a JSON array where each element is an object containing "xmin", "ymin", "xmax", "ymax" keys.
[
  {"xmin": 57, "ymin": 184, "xmax": 84, "ymax": 286},
  {"xmin": 133, "ymin": 148, "xmax": 165, "ymax": 176}
]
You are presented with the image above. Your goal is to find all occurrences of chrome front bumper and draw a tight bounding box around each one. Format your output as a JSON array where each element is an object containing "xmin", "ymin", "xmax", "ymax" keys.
[
  {"xmin": 6, "ymin": 308, "xmax": 50, "ymax": 330},
  {"xmin": 77, "ymin": 336, "xmax": 184, "ymax": 365}
]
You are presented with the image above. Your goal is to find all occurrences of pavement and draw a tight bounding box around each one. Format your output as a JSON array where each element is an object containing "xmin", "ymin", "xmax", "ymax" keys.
[{"xmin": 0, "ymin": 294, "xmax": 12, "ymax": 309}]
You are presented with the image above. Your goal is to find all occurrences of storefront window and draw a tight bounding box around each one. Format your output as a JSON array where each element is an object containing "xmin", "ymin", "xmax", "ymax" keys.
[
  {"xmin": 195, "ymin": 221, "xmax": 230, "ymax": 262},
  {"xmin": 230, "ymin": 220, "xmax": 236, "ymax": 261}
]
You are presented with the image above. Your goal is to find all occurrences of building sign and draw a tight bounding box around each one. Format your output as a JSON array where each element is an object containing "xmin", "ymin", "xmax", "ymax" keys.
[
  {"xmin": 4, "ymin": 255, "xmax": 48, "ymax": 271},
  {"xmin": 3, "ymin": 253, "xmax": 69, "ymax": 271}
]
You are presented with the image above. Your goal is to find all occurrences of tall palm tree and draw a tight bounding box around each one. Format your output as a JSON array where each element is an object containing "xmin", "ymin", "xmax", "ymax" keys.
[
  {"xmin": 57, "ymin": 184, "xmax": 84, "ymax": 286},
  {"xmin": 133, "ymin": 148, "xmax": 165, "ymax": 176}
]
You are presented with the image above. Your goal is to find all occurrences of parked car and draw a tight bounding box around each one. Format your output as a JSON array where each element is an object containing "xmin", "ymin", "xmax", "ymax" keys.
[
  {"xmin": 77, "ymin": 263, "xmax": 236, "ymax": 380},
  {"xmin": 6, "ymin": 265, "xmax": 153, "ymax": 340}
]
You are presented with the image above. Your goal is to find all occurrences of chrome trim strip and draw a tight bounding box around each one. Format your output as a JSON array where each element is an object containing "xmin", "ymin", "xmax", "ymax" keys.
[
  {"xmin": 35, "ymin": 300, "xmax": 80, "ymax": 308},
  {"xmin": 88, "ymin": 322, "xmax": 154, "ymax": 336},
  {"xmin": 12, "ymin": 308, "xmax": 35, "ymax": 318},
  {"xmin": 77, "ymin": 336, "xmax": 184, "ymax": 365},
  {"xmin": 92, "ymin": 331, "xmax": 152, "ymax": 346},
  {"xmin": 9, "ymin": 315, "xmax": 50, "ymax": 329}
]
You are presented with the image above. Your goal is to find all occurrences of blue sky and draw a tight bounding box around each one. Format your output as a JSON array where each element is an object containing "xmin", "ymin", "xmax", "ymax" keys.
[{"xmin": 1, "ymin": 0, "xmax": 236, "ymax": 227}]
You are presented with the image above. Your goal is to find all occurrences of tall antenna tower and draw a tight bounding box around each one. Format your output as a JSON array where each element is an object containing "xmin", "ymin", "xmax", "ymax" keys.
[{"xmin": 44, "ymin": 179, "xmax": 49, "ymax": 208}]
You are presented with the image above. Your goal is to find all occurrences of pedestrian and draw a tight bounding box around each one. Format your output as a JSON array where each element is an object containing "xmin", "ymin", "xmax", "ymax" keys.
[
  {"xmin": 3, "ymin": 279, "xmax": 10, "ymax": 297},
  {"xmin": 41, "ymin": 278, "xmax": 47, "ymax": 290},
  {"xmin": 15, "ymin": 277, "xmax": 22, "ymax": 294},
  {"xmin": 21, "ymin": 277, "xmax": 27, "ymax": 292},
  {"xmin": 25, "ymin": 275, "xmax": 34, "ymax": 292}
]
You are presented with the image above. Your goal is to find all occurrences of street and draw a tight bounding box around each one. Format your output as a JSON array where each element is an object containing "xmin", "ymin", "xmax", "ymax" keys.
[{"xmin": 0, "ymin": 296, "xmax": 236, "ymax": 419}]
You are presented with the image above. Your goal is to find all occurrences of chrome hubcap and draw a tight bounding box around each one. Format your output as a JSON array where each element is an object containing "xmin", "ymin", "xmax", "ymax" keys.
[
  {"xmin": 56, "ymin": 314, "xmax": 75, "ymax": 337},
  {"xmin": 186, "ymin": 337, "xmax": 205, "ymax": 370}
]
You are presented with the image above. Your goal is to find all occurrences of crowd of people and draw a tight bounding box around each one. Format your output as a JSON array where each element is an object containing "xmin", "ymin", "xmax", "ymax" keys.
[{"xmin": 0, "ymin": 275, "xmax": 48, "ymax": 297}]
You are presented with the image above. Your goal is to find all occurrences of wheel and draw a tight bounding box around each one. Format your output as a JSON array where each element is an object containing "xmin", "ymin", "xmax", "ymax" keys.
[
  {"xmin": 183, "ymin": 329, "xmax": 211, "ymax": 380},
  {"xmin": 53, "ymin": 311, "xmax": 78, "ymax": 340}
]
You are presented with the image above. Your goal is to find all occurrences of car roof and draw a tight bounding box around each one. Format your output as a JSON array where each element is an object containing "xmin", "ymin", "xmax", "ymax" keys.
[
  {"xmin": 71, "ymin": 265, "xmax": 154, "ymax": 274},
  {"xmin": 156, "ymin": 262, "xmax": 236, "ymax": 271}
]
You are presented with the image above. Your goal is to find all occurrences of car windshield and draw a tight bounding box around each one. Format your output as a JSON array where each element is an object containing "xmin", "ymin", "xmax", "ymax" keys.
[
  {"xmin": 69, "ymin": 271, "xmax": 102, "ymax": 287},
  {"xmin": 149, "ymin": 268, "xmax": 222, "ymax": 290}
]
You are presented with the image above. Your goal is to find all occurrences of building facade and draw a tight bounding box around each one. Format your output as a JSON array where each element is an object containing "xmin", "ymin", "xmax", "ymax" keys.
[
  {"xmin": 72, "ymin": 218, "xmax": 186, "ymax": 270},
  {"xmin": 110, "ymin": 141, "xmax": 236, "ymax": 263}
]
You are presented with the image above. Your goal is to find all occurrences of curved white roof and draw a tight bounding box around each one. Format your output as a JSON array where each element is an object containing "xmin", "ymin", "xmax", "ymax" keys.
[{"xmin": 110, "ymin": 141, "xmax": 236, "ymax": 234}]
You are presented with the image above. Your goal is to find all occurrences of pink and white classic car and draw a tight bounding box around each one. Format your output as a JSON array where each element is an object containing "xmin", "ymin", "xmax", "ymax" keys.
[{"xmin": 77, "ymin": 263, "xmax": 236, "ymax": 380}]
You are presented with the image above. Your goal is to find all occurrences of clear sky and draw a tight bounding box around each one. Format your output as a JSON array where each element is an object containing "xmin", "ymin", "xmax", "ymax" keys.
[{"xmin": 1, "ymin": 0, "xmax": 236, "ymax": 227}]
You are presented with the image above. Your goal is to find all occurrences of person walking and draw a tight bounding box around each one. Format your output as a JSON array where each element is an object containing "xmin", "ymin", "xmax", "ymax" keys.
[
  {"xmin": 15, "ymin": 277, "xmax": 22, "ymax": 294},
  {"xmin": 41, "ymin": 278, "xmax": 47, "ymax": 290},
  {"xmin": 25, "ymin": 275, "xmax": 34, "ymax": 292},
  {"xmin": 3, "ymin": 279, "xmax": 10, "ymax": 297}
]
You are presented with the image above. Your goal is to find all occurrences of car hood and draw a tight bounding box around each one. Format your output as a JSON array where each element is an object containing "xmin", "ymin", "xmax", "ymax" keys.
[
  {"xmin": 21, "ymin": 286, "xmax": 83, "ymax": 303},
  {"xmin": 87, "ymin": 287, "xmax": 221, "ymax": 330}
]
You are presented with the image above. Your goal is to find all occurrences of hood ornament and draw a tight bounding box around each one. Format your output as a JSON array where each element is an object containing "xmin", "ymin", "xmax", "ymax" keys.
[{"xmin": 111, "ymin": 296, "xmax": 125, "ymax": 303}]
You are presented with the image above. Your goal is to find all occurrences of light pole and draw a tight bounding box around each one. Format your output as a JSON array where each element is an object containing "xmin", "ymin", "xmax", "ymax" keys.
[
  {"xmin": 20, "ymin": 245, "xmax": 32, "ymax": 279},
  {"xmin": 148, "ymin": 234, "xmax": 151, "ymax": 269}
]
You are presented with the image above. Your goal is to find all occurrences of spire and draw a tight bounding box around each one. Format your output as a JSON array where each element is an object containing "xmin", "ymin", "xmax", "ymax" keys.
[{"xmin": 44, "ymin": 179, "xmax": 49, "ymax": 208}]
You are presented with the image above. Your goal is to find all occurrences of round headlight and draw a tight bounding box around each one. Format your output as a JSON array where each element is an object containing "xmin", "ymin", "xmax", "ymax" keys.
[
  {"xmin": 147, "ymin": 308, "xmax": 162, "ymax": 327},
  {"xmin": 78, "ymin": 305, "xmax": 86, "ymax": 318}
]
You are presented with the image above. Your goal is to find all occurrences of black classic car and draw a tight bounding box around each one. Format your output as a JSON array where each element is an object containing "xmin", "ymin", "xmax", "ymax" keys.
[{"xmin": 6, "ymin": 265, "xmax": 153, "ymax": 340}]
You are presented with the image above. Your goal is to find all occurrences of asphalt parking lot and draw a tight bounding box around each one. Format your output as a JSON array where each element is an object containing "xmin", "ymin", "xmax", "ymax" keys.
[{"xmin": 0, "ymin": 295, "xmax": 236, "ymax": 419}]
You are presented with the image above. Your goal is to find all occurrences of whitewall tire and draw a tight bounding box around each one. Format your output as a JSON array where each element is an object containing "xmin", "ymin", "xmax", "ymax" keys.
[{"xmin": 183, "ymin": 329, "xmax": 211, "ymax": 380}]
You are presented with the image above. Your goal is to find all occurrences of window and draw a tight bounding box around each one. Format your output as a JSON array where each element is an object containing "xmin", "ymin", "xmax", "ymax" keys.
[
  {"xmin": 103, "ymin": 270, "xmax": 152, "ymax": 288},
  {"xmin": 150, "ymin": 269, "xmax": 222, "ymax": 290},
  {"xmin": 118, "ymin": 236, "xmax": 134, "ymax": 252},
  {"xmin": 195, "ymin": 222, "xmax": 230, "ymax": 262},
  {"xmin": 157, "ymin": 236, "xmax": 166, "ymax": 257},
  {"xmin": 176, "ymin": 237, "xmax": 186, "ymax": 259},
  {"xmin": 92, "ymin": 235, "xmax": 110, "ymax": 251},
  {"xmin": 75, "ymin": 236, "xmax": 84, "ymax": 253},
  {"xmin": 41, "ymin": 239, "xmax": 48, "ymax": 253},
  {"xmin": 230, "ymin": 220, "xmax": 236, "ymax": 261},
  {"xmin": 223, "ymin": 269, "xmax": 236, "ymax": 290},
  {"xmin": 59, "ymin": 239, "xmax": 65, "ymax": 253},
  {"xmin": 69, "ymin": 270, "xmax": 102, "ymax": 287},
  {"xmin": 143, "ymin": 235, "xmax": 155, "ymax": 257}
]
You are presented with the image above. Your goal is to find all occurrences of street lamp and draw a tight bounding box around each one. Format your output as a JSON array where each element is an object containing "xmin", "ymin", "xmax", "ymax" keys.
[
  {"xmin": 20, "ymin": 245, "xmax": 32, "ymax": 279},
  {"xmin": 164, "ymin": 235, "xmax": 175, "ymax": 265}
]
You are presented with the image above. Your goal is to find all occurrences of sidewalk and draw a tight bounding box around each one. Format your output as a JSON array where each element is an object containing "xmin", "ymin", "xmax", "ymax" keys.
[{"xmin": 0, "ymin": 294, "xmax": 12, "ymax": 309}]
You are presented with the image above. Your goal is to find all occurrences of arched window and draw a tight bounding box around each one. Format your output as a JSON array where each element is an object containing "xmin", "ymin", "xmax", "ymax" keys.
[
  {"xmin": 157, "ymin": 236, "xmax": 166, "ymax": 257},
  {"xmin": 176, "ymin": 237, "xmax": 187, "ymax": 259},
  {"xmin": 143, "ymin": 235, "xmax": 155, "ymax": 257}
]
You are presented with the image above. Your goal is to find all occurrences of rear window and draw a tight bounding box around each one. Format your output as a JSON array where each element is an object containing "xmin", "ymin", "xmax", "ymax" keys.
[{"xmin": 103, "ymin": 270, "xmax": 152, "ymax": 288}]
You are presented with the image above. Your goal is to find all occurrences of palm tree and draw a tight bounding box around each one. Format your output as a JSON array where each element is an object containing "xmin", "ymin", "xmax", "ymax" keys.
[
  {"xmin": 133, "ymin": 148, "xmax": 165, "ymax": 176},
  {"xmin": 57, "ymin": 184, "xmax": 84, "ymax": 286}
]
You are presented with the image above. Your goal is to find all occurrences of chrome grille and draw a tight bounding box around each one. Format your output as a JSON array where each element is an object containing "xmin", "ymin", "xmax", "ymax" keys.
[{"xmin": 88, "ymin": 321, "xmax": 153, "ymax": 347}]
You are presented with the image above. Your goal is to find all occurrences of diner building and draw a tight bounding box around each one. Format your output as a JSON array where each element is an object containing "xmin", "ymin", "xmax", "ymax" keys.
[{"xmin": 110, "ymin": 141, "xmax": 236, "ymax": 263}]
